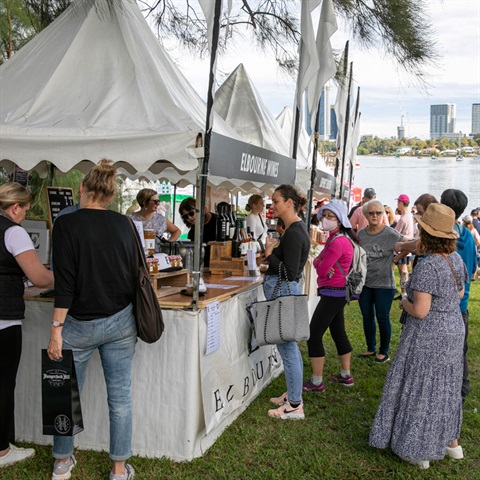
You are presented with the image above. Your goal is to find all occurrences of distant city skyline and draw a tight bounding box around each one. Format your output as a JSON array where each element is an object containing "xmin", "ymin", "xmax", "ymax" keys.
[{"xmin": 154, "ymin": 0, "xmax": 479, "ymax": 140}]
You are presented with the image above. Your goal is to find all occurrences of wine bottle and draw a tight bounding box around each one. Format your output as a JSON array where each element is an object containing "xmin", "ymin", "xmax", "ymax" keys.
[{"xmin": 231, "ymin": 220, "xmax": 241, "ymax": 258}]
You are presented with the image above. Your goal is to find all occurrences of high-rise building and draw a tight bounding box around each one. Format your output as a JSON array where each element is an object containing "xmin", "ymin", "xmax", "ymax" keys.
[
  {"xmin": 472, "ymin": 103, "xmax": 480, "ymax": 135},
  {"xmin": 397, "ymin": 114, "xmax": 406, "ymax": 140},
  {"xmin": 305, "ymin": 84, "xmax": 330, "ymax": 140},
  {"xmin": 330, "ymin": 105, "xmax": 337, "ymax": 140},
  {"xmin": 430, "ymin": 104, "xmax": 456, "ymax": 139}
]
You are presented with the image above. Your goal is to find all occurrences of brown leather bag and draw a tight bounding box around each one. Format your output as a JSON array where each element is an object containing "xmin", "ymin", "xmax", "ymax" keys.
[{"xmin": 129, "ymin": 219, "xmax": 165, "ymax": 343}]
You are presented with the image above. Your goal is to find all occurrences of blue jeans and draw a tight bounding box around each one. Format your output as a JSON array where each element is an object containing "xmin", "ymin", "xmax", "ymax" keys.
[
  {"xmin": 263, "ymin": 275, "xmax": 303, "ymax": 404},
  {"xmin": 53, "ymin": 304, "xmax": 137, "ymax": 461},
  {"xmin": 358, "ymin": 287, "xmax": 396, "ymax": 356}
]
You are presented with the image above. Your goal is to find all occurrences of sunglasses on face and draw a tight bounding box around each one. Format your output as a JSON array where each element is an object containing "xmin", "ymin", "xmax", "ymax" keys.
[
  {"xmin": 321, "ymin": 214, "xmax": 337, "ymax": 220},
  {"xmin": 367, "ymin": 211, "xmax": 383, "ymax": 217},
  {"xmin": 181, "ymin": 210, "xmax": 196, "ymax": 221},
  {"xmin": 149, "ymin": 199, "xmax": 160, "ymax": 205}
]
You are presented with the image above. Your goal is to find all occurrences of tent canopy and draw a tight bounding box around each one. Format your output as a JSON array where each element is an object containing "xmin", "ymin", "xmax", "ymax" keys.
[{"xmin": 0, "ymin": 0, "xmax": 240, "ymax": 174}]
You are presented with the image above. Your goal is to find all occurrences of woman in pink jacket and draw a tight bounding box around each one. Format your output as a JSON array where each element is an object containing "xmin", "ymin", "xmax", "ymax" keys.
[{"xmin": 303, "ymin": 200, "xmax": 357, "ymax": 392}]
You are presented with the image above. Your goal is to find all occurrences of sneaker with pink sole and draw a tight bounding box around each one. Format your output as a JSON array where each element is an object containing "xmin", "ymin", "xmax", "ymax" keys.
[
  {"xmin": 268, "ymin": 402, "xmax": 305, "ymax": 420},
  {"xmin": 270, "ymin": 392, "xmax": 288, "ymax": 405},
  {"xmin": 329, "ymin": 373, "xmax": 354, "ymax": 387}
]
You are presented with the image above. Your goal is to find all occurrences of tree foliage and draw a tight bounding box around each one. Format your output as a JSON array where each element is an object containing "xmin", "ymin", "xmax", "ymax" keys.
[
  {"xmin": 0, "ymin": 0, "xmax": 70, "ymax": 63},
  {"xmin": 2, "ymin": 1, "xmax": 438, "ymax": 78},
  {"xmin": 0, "ymin": 0, "xmax": 33, "ymax": 62},
  {"xmin": 141, "ymin": 0, "xmax": 438, "ymax": 78}
]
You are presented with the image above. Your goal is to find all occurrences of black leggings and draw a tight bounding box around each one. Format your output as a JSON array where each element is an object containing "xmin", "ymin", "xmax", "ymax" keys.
[
  {"xmin": 0, "ymin": 325, "xmax": 22, "ymax": 450},
  {"xmin": 307, "ymin": 295, "xmax": 352, "ymax": 358}
]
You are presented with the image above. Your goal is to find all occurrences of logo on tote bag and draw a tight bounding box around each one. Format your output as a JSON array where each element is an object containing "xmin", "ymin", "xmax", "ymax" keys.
[{"xmin": 43, "ymin": 369, "xmax": 71, "ymax": 387}]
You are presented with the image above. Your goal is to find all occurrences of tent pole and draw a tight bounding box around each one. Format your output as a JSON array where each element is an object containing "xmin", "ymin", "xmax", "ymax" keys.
[
  {"xmin": 172, "ymin": 184, "xmax": 177, "ymax": 224},
  {"xmin": 193, "ymin": 0, "xmax": 222, "ymax": 311}
]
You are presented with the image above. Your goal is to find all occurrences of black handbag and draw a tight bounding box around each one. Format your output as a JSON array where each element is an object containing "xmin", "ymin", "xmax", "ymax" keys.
[
  {"xmin": 129, "ymin": 219, "xmax": 165, "ymax": 343},
  {"xmin": 41, "ymin": 349, "xmax": 83, "ymax": 436}
]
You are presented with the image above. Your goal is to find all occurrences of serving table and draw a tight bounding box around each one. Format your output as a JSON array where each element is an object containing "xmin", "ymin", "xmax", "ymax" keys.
[{"xmin": 15, "ymin": 275, "xmax": 283, "ymax": 461}]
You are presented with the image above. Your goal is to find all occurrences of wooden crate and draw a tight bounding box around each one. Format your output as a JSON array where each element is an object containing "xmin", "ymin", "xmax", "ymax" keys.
[
  {"xmin": 149, "ymin": 269, "xmax": 189, "ymax": 292},
  {"xmin": 209, "ymin": 257, "xmax": 246, "ymax": 275},
  {"xmin": 208, "ymin": 241, "xmax": 232, "ymax": 260}
]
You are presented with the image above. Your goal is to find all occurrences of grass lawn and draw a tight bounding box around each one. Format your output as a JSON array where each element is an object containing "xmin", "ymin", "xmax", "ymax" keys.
[{"xmin": 3, "ymin": 279, "xmax": 479, "ymax": 479}]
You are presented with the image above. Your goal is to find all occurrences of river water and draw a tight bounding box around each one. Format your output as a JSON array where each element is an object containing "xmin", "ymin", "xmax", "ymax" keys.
[{"xmin": 352, "ymin": 155, "xmax": 480, "ymax": 215}]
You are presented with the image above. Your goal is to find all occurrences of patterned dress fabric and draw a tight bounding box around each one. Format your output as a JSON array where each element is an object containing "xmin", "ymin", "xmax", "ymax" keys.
[{"xmin": 369, "ymin": 252, "xmax": 467, "ymax": 460}]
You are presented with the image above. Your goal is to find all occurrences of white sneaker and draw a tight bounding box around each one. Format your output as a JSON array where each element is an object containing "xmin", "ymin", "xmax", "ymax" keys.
[
  {"xmin": 0, "ymin": 444, "xmax": 35, "ymax": 468},
  {"xmin": 446, "ymin": 445, "xmax": 464, "ymax": 459},
  {"xmin": 400, "ymin": 456, "xmax": 430, "ymax": 469},
  {"xmin": 52, "ymin": 455, "xmax": 76, "ymax": 480}
]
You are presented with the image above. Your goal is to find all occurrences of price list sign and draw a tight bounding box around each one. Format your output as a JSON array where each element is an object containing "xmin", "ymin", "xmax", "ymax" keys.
[{"xmin": 46, "ymin": 187, "xmax": 75, "ymax": 227}]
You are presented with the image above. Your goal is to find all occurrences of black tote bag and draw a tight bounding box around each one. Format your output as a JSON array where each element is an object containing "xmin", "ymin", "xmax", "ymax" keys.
[{"xmin": 41, "ymin": 349, "xmax": 84, "ymax": 436}]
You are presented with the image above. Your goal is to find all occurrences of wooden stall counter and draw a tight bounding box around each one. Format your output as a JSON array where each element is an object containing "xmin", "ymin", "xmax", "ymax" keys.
[{"xmin": 158, "ymin": 273, "xmax": 263, "ymax": 309}]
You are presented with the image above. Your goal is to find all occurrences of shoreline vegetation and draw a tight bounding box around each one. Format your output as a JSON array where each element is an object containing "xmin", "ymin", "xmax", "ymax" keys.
[{"xmin": 319, "ymin": 135, "xmax": 480, "ymax": 158}]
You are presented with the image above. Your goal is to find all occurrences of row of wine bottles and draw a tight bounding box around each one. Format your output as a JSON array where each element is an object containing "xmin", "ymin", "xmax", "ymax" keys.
[
  {"xmin": 215, "ymin": 204, "xmax": 237, "ymax": 242},
  {"xmin": 216, "ymin": 204, "xmax": 262, "ymax": 258}
]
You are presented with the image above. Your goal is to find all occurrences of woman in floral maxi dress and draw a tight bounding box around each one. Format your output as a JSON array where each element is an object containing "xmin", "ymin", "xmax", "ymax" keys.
[{"xmin": 369, "ymin": 203, "xmax": 467, "ymax": 469}]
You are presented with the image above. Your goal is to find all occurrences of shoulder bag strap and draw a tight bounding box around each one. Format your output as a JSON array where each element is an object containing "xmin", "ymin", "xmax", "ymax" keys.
[
  {"xmin": 444, "ymin": 255, "xmax": 461, "ymax": 291},
  {"xmin": 128, "ymin": 218, "xmax": 147, "ymax": 272},
  {"xmin": 273, "ymin": 261, "xmax": 292, "ymax": 297}
]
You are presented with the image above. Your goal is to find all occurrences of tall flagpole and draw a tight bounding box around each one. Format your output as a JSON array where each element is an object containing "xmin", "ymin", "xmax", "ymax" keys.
[
  {"xmin": 305, "ymin": 108, "xmax": 320, "ymax": 229},
  {"xmin": 339, "ymin": 62, "xmax": 353, "ymax": 199},
  {"xmin": 347, "ymin": 87, "xmax": 360, "ymax": 208},
  {"xmin": 193, "ymin": 0, "xmax": 222, "ymax": 311},
  {"xmin": 333, "ymin": 41, "xmax": 349, "ymax": 188}
]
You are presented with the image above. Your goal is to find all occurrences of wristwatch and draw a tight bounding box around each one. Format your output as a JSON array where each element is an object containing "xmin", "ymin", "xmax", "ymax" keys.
[{"xmin": 52, "ymin": 320, "xmax": 64, "ymax": 328}]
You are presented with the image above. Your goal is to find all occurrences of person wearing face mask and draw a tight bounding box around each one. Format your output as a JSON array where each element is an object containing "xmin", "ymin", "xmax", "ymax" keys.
[
  {"xmin": 302, "ymin": 200, "xmax": 358, "ymax": 394},
  {"xmin": 357, "ymin": 200, "xmax": 407, "ymax": 363}
]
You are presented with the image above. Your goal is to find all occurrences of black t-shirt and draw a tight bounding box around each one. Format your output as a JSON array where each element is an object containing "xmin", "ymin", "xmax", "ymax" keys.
[
  {"xmin": 265, "ymin": 220, "xmax": 310, "ymax": 282},
  {"xmin": 186, "ymin": 213, "xmax": 218, "ymax": 243},
  {"xmin": 187, "ymin": 213, "xmax": 218, "ymax": 267},
  {"xmin": 53, "ymin": 209, "xmax": 136, "ymax": 320}
]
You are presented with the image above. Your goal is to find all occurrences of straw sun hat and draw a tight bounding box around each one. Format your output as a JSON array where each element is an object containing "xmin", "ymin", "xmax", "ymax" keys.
[{"xmin": 414, "ymin": 203, "xmax": 458, "ymax": 239}]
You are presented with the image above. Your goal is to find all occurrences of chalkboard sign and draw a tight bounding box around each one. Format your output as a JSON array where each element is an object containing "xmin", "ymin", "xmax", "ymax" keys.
[
  {"xmin": 46, "ymin": 187, "xmax": 75, "ymax": 227},
  {"xmin": 13, "ymin": 165, "xmax": 29, "ymax": 186}
]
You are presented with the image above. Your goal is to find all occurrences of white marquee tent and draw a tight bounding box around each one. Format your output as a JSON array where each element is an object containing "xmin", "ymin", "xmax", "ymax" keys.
[{"xmin": 0, "ymin": 0, "xmax": 241, "ymax": 176}]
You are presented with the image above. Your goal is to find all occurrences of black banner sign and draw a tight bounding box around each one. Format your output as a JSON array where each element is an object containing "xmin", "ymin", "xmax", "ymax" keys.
[
  {"xmin": 210, "ymin": 132, "xmax": 296, "ymax": 185},
  {"xmin": 314, "ymin": 169, "xmax": 336, "ymax": 195}
]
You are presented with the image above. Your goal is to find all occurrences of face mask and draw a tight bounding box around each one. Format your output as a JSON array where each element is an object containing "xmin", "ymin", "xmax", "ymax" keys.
[{"xmin": 321, "ymin": 218, "xmax": 339, "ymax": 231}]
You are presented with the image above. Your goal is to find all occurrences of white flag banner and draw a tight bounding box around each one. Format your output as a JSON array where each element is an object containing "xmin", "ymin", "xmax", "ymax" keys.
[
  {"xmin": 334, "ymin": 44, "xmax": 350, "ymax": 154},
  {"xmin": 295, "ymin": 0, "xmax": 321, "ymax": 109},
  {"xmin": 307, "ymin": 0, "xmax": 338, "ymax": 132},
  {"xmin": 345, "ymin": 99, "xmax": 361, "ymax": 177},
  {"xmin": 198, "ymin": 0, "xmax": 221, "ymax": 54}
]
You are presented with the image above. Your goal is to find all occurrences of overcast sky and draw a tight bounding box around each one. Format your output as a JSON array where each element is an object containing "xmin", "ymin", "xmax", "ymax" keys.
[{"xmin": 154, "ymin": 0, "xmax": 480, "ymax": 140}]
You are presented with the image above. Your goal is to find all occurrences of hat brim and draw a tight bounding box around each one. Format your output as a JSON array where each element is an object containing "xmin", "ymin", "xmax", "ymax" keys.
[{"xmin": 414, "ymin": 214, "xmax": 458, "ymax": 239}]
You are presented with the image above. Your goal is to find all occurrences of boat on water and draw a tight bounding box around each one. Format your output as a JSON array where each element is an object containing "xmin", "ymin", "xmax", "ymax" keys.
[{"xmin": 456, "ymin": 155, "xmax": 464, "ymax": 162}]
